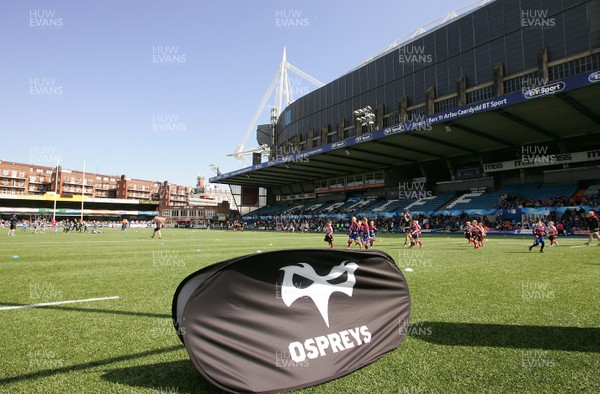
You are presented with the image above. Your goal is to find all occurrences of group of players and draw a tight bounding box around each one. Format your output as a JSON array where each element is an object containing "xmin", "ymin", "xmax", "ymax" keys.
[
  {"xmin": 324, "ymin": 209, "xmax": 600, "ymax": 251},
  {"xmin": 526, "ymin": 210, "xmax": 600, "ymax": 252},
  {"xmin": 323, "ymin": 216, "xmax": 379, "ymax": 249},
  {"xmin": 324, "ymin": 210, "xmax": 425, "ymax": 250},
  {"xmin": 463, "ymin": 220, "xmax": 487, "ymax": 249}
]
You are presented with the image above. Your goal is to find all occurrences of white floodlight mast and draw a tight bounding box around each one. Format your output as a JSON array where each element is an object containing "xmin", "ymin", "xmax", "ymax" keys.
[{"xmin": 229, "ymin": 48, "xmax": 324, "ymax": 162}]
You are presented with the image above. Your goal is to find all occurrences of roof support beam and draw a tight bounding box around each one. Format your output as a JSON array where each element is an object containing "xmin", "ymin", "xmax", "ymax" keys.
[
  {"xmin": 558, "ymin": 94, "xmax": 600, "ymax": 128},
  {"xmin": 350, "ymin": 147, "xmax": 417, "ymax": 164},
  {"xmin": 494, "ymin": 109, "xmax": 559, "ymax": 140},
  {"xmin": 372, "ymin": 140, "xmax": 445, "ymax": 159},
  {"xmin": 405, "ymin": 133, "xmax": 479, "ymax": 154},
  {"xmin": 445, "ymin": 122, "xmax": 513, "ymax": 148}
]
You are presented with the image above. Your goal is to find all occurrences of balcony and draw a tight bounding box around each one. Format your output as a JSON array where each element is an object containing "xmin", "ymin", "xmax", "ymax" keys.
[
  {"xmin": 0, "ymin": 173, "xmax": 27, "ymax": 180},
  {"xmin": 63, "ymin": 180, "xmax": 93, "ymax": 186}
]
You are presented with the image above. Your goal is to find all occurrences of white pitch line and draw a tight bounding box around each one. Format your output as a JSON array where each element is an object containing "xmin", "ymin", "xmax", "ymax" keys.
[{"xmin": 0, "ymin": 296, "xmax": 119, "ymax": 311}]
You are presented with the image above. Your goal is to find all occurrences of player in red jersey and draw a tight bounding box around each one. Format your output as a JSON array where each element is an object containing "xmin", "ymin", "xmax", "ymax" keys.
[
  {"xmin": 528, "ymin": 219, "xmax": 546, "ymax": 253},
  {"xmin": 368, "ymin": 220, "xmax": 378, "ymax": 248},
  {"xmin": 480, "ymin": 223, "xmax": 487, "ymax": 247},
  {"xmin": 359, "ymin": 217, "xmax": 371, "ymax": 249},
  {"xmin": 464, "ymin": 221, "xmax": 473, "ymax": 245},
  {"xmin": 408, "ymin": 219, "xmax": 423, "ymax": 249},
  {"xmin": 547, "ymin": 221, "xmax": 558, "ymax": 247},
  {"xmin": 347, "ymin": 216, "xmax": 361, "ymax": 249},
  {"xmin": 471, "ymin": 220, "xmax": 483, "ymax": 249},
  {"xmin": 585, "ymin": 211, "xmax": 600, "ymax": 246},
  {"xmin": 324, "ymin": 220, "xmax": 334, "ymax": 249}
]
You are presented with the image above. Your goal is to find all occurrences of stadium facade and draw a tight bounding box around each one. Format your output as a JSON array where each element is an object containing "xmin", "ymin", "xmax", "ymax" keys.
[
  {"xmin": 274, "ymin": 0, "xmax": 599, "ymax": 149},
  {"xmin": 212, "ymin": 0, "xmax": 600, "ymax": 217}
]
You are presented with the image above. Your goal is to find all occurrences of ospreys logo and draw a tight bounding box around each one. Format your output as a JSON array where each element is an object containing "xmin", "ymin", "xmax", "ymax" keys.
[{"xmin": 280, "ymin": 261, "xmax": 358, "ymax": 327}]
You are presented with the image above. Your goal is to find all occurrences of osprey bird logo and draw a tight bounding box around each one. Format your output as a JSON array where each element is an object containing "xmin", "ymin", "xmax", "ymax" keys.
[{"xmin": 280, "ymin": 261, "xmax": 359, "ymax": 327}]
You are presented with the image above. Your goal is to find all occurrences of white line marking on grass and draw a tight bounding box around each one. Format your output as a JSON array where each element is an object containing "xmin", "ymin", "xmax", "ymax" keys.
[
  {"xmin": 0, "ymin": 296, "xmax": 119, "ymax": 311},
  {"xmin": 3, "ymin": 239, "xmax": 176, "ymax": 245}
]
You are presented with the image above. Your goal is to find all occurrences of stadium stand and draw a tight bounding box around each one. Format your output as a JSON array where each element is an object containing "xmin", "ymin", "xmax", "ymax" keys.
[
  {"xmin": 446, "ymin": 191, "xmax": 502, "ymax": 210},
  {"xmin": 405, "ymin": 192, "xmax": 455, "ymax": 212},
  {"xmin": 246, "ymin": 182, "xmax": 591, "ymax": 222},
  {"xmin": 370, "ymin": 199, "xmax": 408, "ymax": 213}
]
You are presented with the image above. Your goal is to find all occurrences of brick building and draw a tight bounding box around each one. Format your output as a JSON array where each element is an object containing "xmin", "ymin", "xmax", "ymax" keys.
[
  {"xmin": 0, "ymin": 161, "xmax": 53, "ymax": 196},
  {"xmin": 116, "ymin": 176, "xmax": 161, "ymax": 201},
  {"xmin": 159, "ymin": 181, "xmax": 190, "ymax": 208},
  {"xmin": 0, "ymin": 159, "xmax": 189, "ymax": 206}
]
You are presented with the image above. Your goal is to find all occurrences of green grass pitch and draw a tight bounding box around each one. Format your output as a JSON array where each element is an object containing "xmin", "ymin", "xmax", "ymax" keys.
[{"xmin": 0, "ymin": 229, "xmax": 598, "ymax": 393}]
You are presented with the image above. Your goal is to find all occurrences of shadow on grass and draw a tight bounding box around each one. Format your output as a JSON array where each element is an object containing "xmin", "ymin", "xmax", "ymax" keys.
[
  {"xmin": 0, "ymin": 345, "xmax": 182, "ymax": 385},
  {"xmin": 102, "ymin": 360, "xmax": 224, "ymax": 393},
  {"xmin": 0, "ymin": 302, "xmax": 170, "ymax": 319},
  {"xmin": 413, "ymin": 322, "xmax": 600, "ymax": 352}
]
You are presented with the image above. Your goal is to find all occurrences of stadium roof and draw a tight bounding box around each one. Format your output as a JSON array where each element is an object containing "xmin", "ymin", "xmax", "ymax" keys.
[{"xmin": 211, "ymin": 71, "xmax": 600, "ymax": 188}]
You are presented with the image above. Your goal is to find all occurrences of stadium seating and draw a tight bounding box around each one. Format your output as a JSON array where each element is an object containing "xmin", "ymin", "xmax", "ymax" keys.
[
  {"xmin": 246, "ymin": 183, "xmax": 583, "ymax": 219},
  {"xmin": 446, "ymin": 191, "xmax": 502, "ymax": 210},
  {"xmin": 404, "ymin": 192, "xmax": 454, "ymax": 212},
  {"xmin": 585, "ymin": 184, "xmax": 600, "ymax": 195},
  {"xmin": 319, "ymin": 201, "xmax": 345, "ymax": 213},
  {"xmin": 445, "ymin": 183, "xmax": 578, "ymax": 211},
  {"xmin": 371, "ymin": 199, "xmax": 401, "ymax": 213}
]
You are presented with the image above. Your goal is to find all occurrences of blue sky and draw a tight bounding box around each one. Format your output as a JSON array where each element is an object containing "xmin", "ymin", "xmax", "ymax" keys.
[{"xmin": 1, "ymin": 0, "xmax": 469, "ymax": 186}]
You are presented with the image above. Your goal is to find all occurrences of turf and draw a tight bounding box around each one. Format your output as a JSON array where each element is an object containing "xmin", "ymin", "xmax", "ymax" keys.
[{"xmin": 0, "ymin": 229, "xmax": 598, "ymax": 393}]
